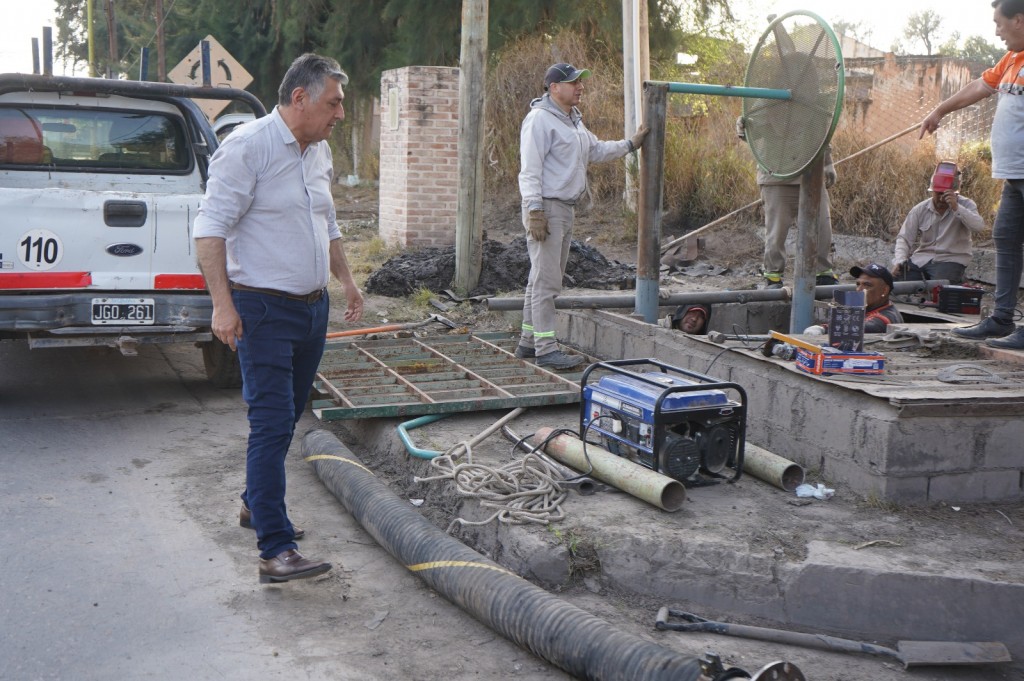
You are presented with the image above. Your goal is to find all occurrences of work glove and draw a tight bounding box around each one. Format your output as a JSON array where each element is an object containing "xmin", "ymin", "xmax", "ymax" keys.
[
  {"xmin": 892, "ymin": 261, "xmax": 904, "ymax": 277},
  {"xmin": 824, "ymin": 163, "xmax": 837, "ymax": 188},
  {"xmin": 735, "ymin": 115, "xmax": 746, "ymax": 141},
  {"xmin": 803, "ymin": 325, "xmax": 826, "ymax": 336},
  {"xmin": 629, "ymin": 124, "xmax": 650, "ymax": 152},
  {"xmin": 527, "ymin": 210, "xmax": 548, "ymax": 242}
]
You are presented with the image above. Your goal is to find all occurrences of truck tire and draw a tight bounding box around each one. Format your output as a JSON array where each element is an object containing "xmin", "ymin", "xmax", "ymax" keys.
[{"xmin": 201, "ymin": 337, "xmax": 242, "ymax": 388}]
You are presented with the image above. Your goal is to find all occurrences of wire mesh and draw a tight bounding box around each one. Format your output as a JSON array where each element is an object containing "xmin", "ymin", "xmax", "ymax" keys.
[{"xmin": 743, "ymin": 12, "xmax": 842, "ymax": 179}]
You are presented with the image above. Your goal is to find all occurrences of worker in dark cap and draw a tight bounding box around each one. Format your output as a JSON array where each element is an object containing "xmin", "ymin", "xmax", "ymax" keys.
[
  {"xmin": 806, "ymin": 263, "xmax": 903, "ymax": 335},
  {"xmin": 514, "ymin": 62, "xmax": 650, "ymax": 370},
  {"xmin": 850, "ymin": 263, "xmax": 904, "ymax": 332},
  {"xmin": 671, "ymin": 303, "xmax": 711, "ymax": 334}
]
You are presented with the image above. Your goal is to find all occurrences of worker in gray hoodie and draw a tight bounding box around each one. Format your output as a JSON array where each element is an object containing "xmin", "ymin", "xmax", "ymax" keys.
[{"xmin": 515, "ymin": 62, "xmax": 649, "ymax": 370}]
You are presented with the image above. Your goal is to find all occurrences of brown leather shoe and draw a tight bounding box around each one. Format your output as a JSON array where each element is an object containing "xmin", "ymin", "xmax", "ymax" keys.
[
  {"xmin": 258, "ymin": 549, "xmax": 331, "ymax": 584},
  {"xmin": 239, "ymin": 503, "xmax": 305, "ymax": 540}
]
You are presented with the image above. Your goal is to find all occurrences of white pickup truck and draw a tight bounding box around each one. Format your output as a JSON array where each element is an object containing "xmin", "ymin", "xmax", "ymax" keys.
[{"xmin": 0, "ymin": 74, "xmax": 265, "ymax": 386}]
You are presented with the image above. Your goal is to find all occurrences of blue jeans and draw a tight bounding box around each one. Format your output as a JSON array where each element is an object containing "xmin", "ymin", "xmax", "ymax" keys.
[
  {"xmin": 993, "ymin": 179, "xmax": 1024, "ymax": 322},
  {"xmin": 233, "ymin": 289, "xmax": 328, "ymax": 559}
]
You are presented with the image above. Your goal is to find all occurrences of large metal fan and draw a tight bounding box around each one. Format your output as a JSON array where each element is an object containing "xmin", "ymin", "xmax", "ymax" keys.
[{"xmin": 743, "ymin": 11, "xmax": 844, "ymax": 179}]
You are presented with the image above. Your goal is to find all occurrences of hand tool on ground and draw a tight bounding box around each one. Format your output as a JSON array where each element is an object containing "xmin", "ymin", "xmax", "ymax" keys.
[
  {"xmin": 325, "ymin": 313, "xmax": 456, "ymax": 339},
  {"xmin": 501, "ymin": 425, "xmax": 604, "ymax": 495},
  {"xmin": 655, "ymin": 607, "xmax": 1012, "ymax": 669},
  {"xmin": 768, "ymin": 330, "xmax": 823, "ymax": 354},
  {"xmin": 707, "ymin": 331, "xmax": 771, "ymax": 344}
]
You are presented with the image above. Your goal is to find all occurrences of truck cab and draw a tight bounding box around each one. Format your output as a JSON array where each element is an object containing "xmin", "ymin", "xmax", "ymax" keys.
[{"xmin": 0, "ymin": 74, "xmax": 266, "ymax": 386}]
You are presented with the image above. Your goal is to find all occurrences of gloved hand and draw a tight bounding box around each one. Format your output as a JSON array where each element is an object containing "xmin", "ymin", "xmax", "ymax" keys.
[
  {"xmin": 892, "ymin": 261, "xmax": 904, "ymax": 277},
  {"xmin": 803, "ymin": 325, "xmax": 826, "ymax": 336},
  {"xmin": 735, "ymin": 115, "xmax": 746, "ymax": 141},
  {"xmin": 629, "ymin": 124, "xmax": 649, "ymax": 152},
  {"xmin": 824, "ymin": 164, "xmax": 837, "ymax": 188},
  {"xmin": 527, "ymin": 210, "xmax": 548, "ymax": 242}
]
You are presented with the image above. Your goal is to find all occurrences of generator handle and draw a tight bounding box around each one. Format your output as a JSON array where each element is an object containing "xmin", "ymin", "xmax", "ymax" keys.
[{"xmin": 653, "ymin": 382, "xmax": 747, "ymax": 484}]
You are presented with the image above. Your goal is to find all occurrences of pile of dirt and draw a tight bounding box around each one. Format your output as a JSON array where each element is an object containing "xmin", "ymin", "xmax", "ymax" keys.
[{"xmin": 364, "ymin": 236, "xmax": 637, "ymax": 298}]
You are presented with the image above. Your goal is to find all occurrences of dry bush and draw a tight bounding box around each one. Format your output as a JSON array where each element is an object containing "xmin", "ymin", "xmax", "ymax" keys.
[{"xmin": 829, "ymin": 129, "xmax": 1001, "ymax": 241}]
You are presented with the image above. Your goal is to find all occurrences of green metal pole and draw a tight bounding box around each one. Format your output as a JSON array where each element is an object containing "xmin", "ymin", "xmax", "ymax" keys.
[{"xmin": 651, "ymin": 81, "xmax": 792, "ymax": 100}]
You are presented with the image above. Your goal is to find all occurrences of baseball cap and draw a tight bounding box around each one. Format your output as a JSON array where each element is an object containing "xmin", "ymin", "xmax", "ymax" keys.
[
  {"xmin": 544, "ymin": 63, "xmax": 592, "ymax": 89},
  {"xmin": 850, "ymin": 263, "xmax": 894, "ymax": 289}
]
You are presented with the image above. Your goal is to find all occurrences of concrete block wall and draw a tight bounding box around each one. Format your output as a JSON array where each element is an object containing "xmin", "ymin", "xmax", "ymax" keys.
[
  {"xmin": 378, "ymin": 66, "xmax": 459, "ymax": 247},
  {"xmin": 559, "ymin": 308, "xmax": 1024, "ymax": 504}
]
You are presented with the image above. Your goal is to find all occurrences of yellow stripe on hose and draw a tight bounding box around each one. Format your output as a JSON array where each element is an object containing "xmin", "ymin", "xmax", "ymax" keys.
[
  {"xmin": 408, "ymin": 560, "xmax": 516, "ymax": 576},
  {"xmin": 303, "ymin": 454, "xmax": 375, "ymax": 475}
]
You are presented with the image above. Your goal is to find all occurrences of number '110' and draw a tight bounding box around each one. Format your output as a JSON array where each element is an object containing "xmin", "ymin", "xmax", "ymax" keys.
[{"xmin": 21, "ymin": 235, "xmax": 59, "ymax": 265}]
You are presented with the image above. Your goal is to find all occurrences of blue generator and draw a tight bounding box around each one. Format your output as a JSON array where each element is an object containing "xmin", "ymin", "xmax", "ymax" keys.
[{"xmin": 580, "ymin": 359, "xmax": 747, "ymax": 486}]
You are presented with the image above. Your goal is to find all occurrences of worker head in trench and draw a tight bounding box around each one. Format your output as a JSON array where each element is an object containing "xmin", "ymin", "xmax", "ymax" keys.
[
  {"xmin": 671, "ymin": 303, "xmax": 711, "ymax": 334},
  {"xmin": 850, "ymin": 263, "xmax": 895, "ymax": 310}
]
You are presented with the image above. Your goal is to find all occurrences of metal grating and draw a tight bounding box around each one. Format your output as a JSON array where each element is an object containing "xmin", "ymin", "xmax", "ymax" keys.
[{"xmin": 311, "ymin": 332, "xmax": 588, "ymax": 420}]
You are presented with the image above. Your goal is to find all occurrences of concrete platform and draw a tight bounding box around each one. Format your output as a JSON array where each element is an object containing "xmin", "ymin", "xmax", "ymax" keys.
[{"xmin": 557, "ymin": 309, "xmax": 1024, "ymax": 504}]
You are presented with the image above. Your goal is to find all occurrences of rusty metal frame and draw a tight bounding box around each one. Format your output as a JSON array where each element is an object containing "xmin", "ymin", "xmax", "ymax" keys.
[{"xmin": 311, "ymin": 332, "xmax": 588, "ymax": 420}]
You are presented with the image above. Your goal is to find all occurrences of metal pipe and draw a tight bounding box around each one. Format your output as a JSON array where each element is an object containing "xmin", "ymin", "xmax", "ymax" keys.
[
  {"xmin": 486, "ymin": 280, "xmax": 948, "ymax": 311},
  {"xmin": 636, "ymin": 82, "xmax": 668, "ymax": 323},
  {"xmin": 742, "ymin": 444, "xmax": 804, "ymax": 492},
  {"xmin": 791, "ymin": 155, "xmax": 825, "ymax": 333},
  {"xmin": 532, "ymin": 427, "xmax": 686, "ymax": 512},
  {"xmin": 651, "ymin": 81, "xmax": 792, "ymax": 100}
]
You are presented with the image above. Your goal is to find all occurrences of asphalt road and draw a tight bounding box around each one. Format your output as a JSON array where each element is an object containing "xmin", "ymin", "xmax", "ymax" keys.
[{"xmin": 0, "ymin": 341, "xmax": 569, "ymax": 680}]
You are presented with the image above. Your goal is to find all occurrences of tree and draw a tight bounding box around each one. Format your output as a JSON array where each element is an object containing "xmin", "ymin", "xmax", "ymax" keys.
[
  {"xmin": 902, "ymin": 10, "xmax": 943, "ymax": 55},
  {"xmin": 832, "ymin": 19, "xmax": 873, "ymax": 45},
  {"xmin": 957, "ymin": 35, "xmax": 1007, "ymax": 65}
]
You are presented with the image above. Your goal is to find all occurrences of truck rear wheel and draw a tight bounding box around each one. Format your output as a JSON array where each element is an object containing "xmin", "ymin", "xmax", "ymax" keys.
[{"xmin": 201, "ymin": 337, "xmax": 242, "ymax": 388}]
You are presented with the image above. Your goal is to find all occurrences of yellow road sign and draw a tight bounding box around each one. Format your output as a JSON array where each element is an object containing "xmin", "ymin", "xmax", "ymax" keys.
[{"xmin": 168, "ymin": 35, "xmax": 254, "ymax": 120}]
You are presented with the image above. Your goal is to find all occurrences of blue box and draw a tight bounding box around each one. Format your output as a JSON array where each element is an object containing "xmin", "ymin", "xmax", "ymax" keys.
[{"xmin": 794, "ymin": 348, "xmax": 885, "ymax": 375}]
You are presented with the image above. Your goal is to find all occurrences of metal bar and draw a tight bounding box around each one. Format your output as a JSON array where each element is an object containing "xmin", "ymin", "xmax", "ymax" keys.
[
  {"xmin": 790, "ymin": 154, "xmax": 825, "ymax": 333},
  {"xmin": 650, "ymin": 81, "xmax": 791, "ymax": 100},
  {"xmin": 636, "ymin": 82, "xmax": 668, "ymax": 323},
  {"xmin": 486, "ymin": 280, "xmax": 949, "ymax": 311}
]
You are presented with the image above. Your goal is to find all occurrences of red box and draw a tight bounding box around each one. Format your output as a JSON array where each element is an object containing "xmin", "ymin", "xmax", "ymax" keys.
[{"xmin": 794, "ymin": 348, "xmax": 886, "ymax": 376}]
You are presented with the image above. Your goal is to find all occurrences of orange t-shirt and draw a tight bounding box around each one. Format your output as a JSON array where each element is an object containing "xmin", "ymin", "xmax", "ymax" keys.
[{"xmin": 982, "ymin": 51, "xmax": 1024, "ymax": 179}]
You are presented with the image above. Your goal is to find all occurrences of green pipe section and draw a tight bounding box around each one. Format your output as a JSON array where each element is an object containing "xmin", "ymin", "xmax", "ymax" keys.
[
  {"xmin": 650, "ymin": 81, "xmax": 791, "ymax": 100},
  {"xmin": 397, "ymin": 413, "xmax": 448, "ymax": 459},
  {"xmin": 532, "ymin": 427, "xmax": 686, "ymax": 512},
  {"xmin": 743, "ymin": 443, "xmax": 805, "ymax": 492}
]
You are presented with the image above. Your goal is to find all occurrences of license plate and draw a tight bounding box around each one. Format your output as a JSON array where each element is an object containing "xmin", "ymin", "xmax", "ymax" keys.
[{"xmin": 91, "ymin": 297, "xmax": 156, "ymax": 325}]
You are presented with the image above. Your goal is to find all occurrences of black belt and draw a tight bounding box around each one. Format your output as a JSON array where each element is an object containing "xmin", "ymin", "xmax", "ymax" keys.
[{"xmin": 229, "ymin": 281, "xmax": 325, "ymax": 304}]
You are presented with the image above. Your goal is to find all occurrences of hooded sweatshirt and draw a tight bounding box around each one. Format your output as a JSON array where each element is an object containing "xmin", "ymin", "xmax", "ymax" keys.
[{"xmin": 519, "ymin": 93, "xmax": 631, "ymax": 213}]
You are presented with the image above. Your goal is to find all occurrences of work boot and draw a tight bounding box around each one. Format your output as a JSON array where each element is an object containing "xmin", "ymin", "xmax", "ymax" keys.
[
  {"xmin": 815, "ymin": 274, "xmax": 839, "ymax": 286},
  {"xmin": 951, "ymin": 316, "xmax": 1014, "ymax": 340},
  {"xmin": 758, "ymin": 277, "xmax": 783, "ymax": 290},
  {"xmin": 536, "ymin": 350, "xmax": 584, "ymax": 371},
  {"xmin": 514, "ymin": 343, "xmax": 535, "ymax": 359},
  {"xmin": 258, "ymin": 549, "xmax": 331, "ymax": 584},
  {"xmin": 240, "ymin": 503, "xmax": 305, "ymax": 540},
  {"xmin": 985, "ymin": 326, "xmax": 1024, "ymax": 349}
]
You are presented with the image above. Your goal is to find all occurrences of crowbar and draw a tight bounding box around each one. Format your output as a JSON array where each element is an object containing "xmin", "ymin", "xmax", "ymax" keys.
[
  {"xmin": 655, "ymin": 608, "xmax": 1011, "ymax": 669},
  {"xmin": 325, "ymin": 313, "xmax": 456, "ymax": 339}
]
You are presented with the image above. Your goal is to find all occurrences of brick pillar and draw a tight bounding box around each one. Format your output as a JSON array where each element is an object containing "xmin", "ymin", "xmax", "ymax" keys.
[{"xmin": 379, "ymin": 66, "xmax": 459, "ymax": 247}]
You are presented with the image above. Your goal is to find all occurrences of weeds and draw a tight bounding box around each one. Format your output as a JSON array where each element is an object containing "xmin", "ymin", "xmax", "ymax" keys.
[{"xmin": 550, "ymin": 526, "xmax": 602, "ymax": 580}]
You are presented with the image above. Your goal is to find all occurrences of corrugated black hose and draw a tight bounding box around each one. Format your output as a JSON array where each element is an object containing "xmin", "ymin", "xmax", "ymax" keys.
[{"xmin": 302, "ymin": 429, "xmax": 704, "ymax": 681}]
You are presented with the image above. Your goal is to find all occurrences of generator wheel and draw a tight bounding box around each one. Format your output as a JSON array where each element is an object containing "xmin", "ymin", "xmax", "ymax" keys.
[{"xmin": 201, "ymin": 337, "xmax": 242, "ymax": 388}]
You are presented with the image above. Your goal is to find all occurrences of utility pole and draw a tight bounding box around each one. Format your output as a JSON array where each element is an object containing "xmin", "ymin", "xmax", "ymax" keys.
[
  {"xmin": 453, "ymin": 0, "xmax": 488, "ymax": 293},
  {"xmin": 622, "ymin": 0, "xmax": 650, "ymax": 212},
  {"xmin": 87, "ymin": 0, "xmax": 96, "ymax": 77},
  {"xmin": 155, "ymin": 0, "xmax": 166, "ymax": 81},
  {"xmin": 105, "ymin": 0, "xmax": 119, "ymax": 79}
]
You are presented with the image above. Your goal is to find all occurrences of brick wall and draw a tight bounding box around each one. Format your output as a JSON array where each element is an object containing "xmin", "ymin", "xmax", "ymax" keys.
[
  {"xmin": 843, "ymin": 54, "xmax": 994, "ymax": 156},
  {"xmin": 378, "ymin": 66, "xmax": 460, "ymax": 248}
]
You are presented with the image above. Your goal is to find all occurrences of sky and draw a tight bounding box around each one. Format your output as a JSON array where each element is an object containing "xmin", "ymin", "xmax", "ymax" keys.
[
  {"xmin": 729, "ymin": 0, "xmax": 1003, "ymax": 54},
  {"xmin": 0, "ymin": 0, "xmax": 1008, "ymax": 76}
]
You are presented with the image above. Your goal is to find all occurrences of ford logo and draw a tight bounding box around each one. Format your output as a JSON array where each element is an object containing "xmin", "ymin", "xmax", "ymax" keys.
[{"xmin": 106, "ymin": 243, "xmax": 144, "ymax": 257}]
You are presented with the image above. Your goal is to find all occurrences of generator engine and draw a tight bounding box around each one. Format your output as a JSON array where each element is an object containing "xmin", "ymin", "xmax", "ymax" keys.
[{"xmin": 580, "ymin": 359, "xmax": 747, "ymax": 486}]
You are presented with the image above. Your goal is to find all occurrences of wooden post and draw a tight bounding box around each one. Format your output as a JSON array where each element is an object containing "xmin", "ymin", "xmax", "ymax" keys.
[
  {"xmin": 453, "ymin": 0, "xmax": 488, "ymax": 294},
  {"xmin": 105, "ymin": 0, "xmax": 119, "ymax": 79},
  {"xmin": 155, "ymin": 0, "xmax": 166, "ymax": 81},
  {"xmin": 790, "ymin": 155, "xmax": 825, "ymax": 333},
  {"xmin": 636, "ymin": 82, "xmax": 667, "ymax": 323}
]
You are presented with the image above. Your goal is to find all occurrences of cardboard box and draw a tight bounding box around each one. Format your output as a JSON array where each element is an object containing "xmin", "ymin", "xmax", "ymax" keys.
[{"xmin": 794, "ymin": 347, "xmax": 886, "ymax": 375}]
